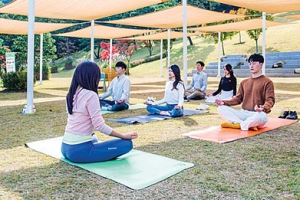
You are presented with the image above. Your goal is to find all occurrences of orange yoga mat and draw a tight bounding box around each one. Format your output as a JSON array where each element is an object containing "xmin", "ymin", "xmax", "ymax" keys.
[{"xmin": 182, "ymin": 118, "xmax": 297, "ymax": 143}]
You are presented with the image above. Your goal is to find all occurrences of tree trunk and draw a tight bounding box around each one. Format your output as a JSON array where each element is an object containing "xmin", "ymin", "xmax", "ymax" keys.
[
  {"xmin": 66, "ymin": 37, "xmax": 70, "ymax": 57},
  {"xmin": 221, "ymin": 40, "xmax": 225, "ymax": 56},
  {"xmin": 187, "ymin": 36, "xmax": 193, "ymax": 45},
  {"xmin": 255, "ymin": 39, "xmax": 258, "ymax": 53},
  {"xmin": 126, "ymin": 60, "xmax": 130, "ymax": 76}
]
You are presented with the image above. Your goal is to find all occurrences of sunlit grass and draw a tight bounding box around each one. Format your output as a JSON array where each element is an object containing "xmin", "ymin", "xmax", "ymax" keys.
[{"xmin": 0, "ymin": 74, "xmax": 299, "ymax": 199}]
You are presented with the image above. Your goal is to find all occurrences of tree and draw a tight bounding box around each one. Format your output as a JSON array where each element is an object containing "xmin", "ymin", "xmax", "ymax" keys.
[
  {"xmin": 0, "ymin": 38, "xmax": 11, "ymax": 77},
  {"xmin": 11, "ymin": 33, "xmax": 57, "ymax": 67},
  {"xmin": 202, "ymin": 9, "xmax": 243, "ymax": 55},
  {"xmin": 234, "ymin": 8, "xmax": 247, "ymax": 44},
  {"xmin": 115, "ymin": 40, "xmax": 139, "ymax": 75},
  {"xmin": 99, "ymin": 41, "xmax": 119, "ymax": 66},
  {"xmin": 140, "ymin": 40, "xmax": 154, "ymax": 56},
  {"xmin": 54, "ymin": 37, "xmax": 79, "ymax": 58},
  {"xmin": 245, "ymin": 9, "xmax": 274, "ymax": 53}
]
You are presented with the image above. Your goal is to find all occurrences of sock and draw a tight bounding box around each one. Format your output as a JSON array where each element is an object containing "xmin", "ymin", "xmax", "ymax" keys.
[
  {"xmin": 221, "ymin": 121, "xmax": 241, "ymax": 129},
  {"xmin": 249, "ymin": 126, "xmax": 258, "ymax": 131}
]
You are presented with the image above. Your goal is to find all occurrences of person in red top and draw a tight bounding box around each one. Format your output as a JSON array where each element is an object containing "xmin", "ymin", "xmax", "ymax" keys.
[{"xmin": 215, "ymin": 53, "xmax": 275, "ymax": 131}]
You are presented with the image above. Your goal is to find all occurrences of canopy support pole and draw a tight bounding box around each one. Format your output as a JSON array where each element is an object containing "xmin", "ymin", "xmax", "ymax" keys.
[
  {"xmin": 182, "ymin": 0, "xmax": 188, "ymax": 86},
  {"xmin": 90, "ymin": 20, "xmax": 94, "ymax": 61},
  {"xmin": 160, "ymin": 39, "xmax": 163, "ymax": 77},
  {"xmin": 167, "ymin": 28, "xmax": 170, "ymax": 68},
  {"xmin": 39, "ymin": 33, "xmax": 43, "ymax": 85},
  {"xmin": 217, "ymin": 32, "xmax": 221, "ymax": 78},
  {"xmin": 262, "ymin": 12, "xmax": 266, "ymax": 75},
  {"xmin": 23, "ymin": 0, "xmax": 36, "ymax": 114},
  {"xmin": 109, "ymin": 38, "xmax": 112, "ymax": 68}
]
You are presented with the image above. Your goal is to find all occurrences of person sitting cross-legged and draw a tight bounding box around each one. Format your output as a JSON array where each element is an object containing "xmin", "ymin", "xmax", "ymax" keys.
[
  {"xmin": 215, "ymin": 53, "xmax": 275, "ymax": 131},
  {"xmin": 205, "ymin": 63, "xmax": 237, "ymax": 104},
  {"xmin": 184, "ymin": 61, "xmax": 208, "ymax": 101},
  {"xmin": 61, "ymin": 61, "xmax": 138, "ymax": 163},
  {"xmin": 145, "ymin": 64, "xmax": 184, "ymax": 117},
  {"xmin": 99, "ymin": 61, "xmax": 130, "ymax": 111}
]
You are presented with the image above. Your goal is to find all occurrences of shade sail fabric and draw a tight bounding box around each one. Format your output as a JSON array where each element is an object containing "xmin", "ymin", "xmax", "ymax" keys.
[
  {"xmin": 0, "ymin": 0, "xmax": 165, "ymax": 20},
  {"xmin": 55, "ymin": 24, "xmax": 151, "ymax": 39},
  {"xmin": 105, "ymin": 4, "xmax": 245, "ymax": 29},
  {"xmin": 123, "ymin": 31, "xmax": 199, "ymax": 40},
  {"xmin": 0, "ymin": 18, "xmax": 76, "ymax": 34},
  {"xmin": 210, "ymin": 0, "xmax": 300, "ymax": 14},
  {"xmin": 189, "ymin": 18, "xmax": 287, "ymax": 33},
  {"xmin": 284, "ymin": 15, "xmax": 300, "ymax": 20}
]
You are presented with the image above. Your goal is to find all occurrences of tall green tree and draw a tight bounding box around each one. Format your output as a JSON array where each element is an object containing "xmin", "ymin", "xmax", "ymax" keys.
[
  {"xmin": 11, "ymin": 33, "xmax": 57, "ymax": 67},
  {"xmin": 245, "ymin": 10, "xmax": 274, "ymax": 53}
]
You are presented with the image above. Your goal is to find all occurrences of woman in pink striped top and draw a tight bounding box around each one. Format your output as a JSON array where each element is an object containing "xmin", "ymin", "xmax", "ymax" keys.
[{"xmin": 61, "ymin": 61, "xmax": 138, "ymax": 163}]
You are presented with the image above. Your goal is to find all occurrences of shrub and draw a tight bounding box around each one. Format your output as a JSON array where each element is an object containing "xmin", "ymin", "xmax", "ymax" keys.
[
  {"xmin": 51, "ymin": 66, "xmax": 58, "ymax": 73},
  {"xmin": 2, "ymin": 71, "xmax": 35, "ymax": 91},
  {"xmin": 64, "ymin": 58, "xmax": 75, "ymax": 70},
  {"xmin": 34, "ymin": 62, "xmax": 51, "ymax": 80}
]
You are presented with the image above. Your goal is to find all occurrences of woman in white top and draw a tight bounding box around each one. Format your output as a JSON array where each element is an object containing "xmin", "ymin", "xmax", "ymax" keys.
[{"xmin": 145, "ymin": 64, "xmax": 184, "ymax": 117}]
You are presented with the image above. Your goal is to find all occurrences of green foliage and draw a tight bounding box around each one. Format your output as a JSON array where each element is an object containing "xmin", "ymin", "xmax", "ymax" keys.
[
  {"xmin": 245, "ymin": 10, "xmax": 274, "ymax": 53},
  {"xmin": 130, "ymin": 53, "xmax": 167, "ymax": 68},
  {"xmin": 34, "ymin": 62, "xmax": 51, "ymax": 80},
  {"xmin": 2, "ymin": 71, "xmax": 35, "ymax": 91},
  {"xmin": 54, "ymin": 37, "xmax": 79, "ymax": 58},
  {"xmin": 11, "ymin": 33, "xmax": 57, "ymax": 66},
  {"xmin": 64, "ymin": 58, "xmax": 75, "ymax": 70}
]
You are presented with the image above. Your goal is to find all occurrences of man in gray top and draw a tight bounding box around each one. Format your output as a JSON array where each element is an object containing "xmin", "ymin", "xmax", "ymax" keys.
[
  {"xmin": 184, "ymin": 61, "xmax": 208, "ymax": 101},
  {"xmin": 100, "ymin": 61, "xmax": 130, "ymax": 111}
]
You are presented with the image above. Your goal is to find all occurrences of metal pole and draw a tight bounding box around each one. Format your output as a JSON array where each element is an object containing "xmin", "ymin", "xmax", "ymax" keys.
[
  {"xmin": 109, "ymin": 38, "xmax": 112, "ymax": 68},
  {"xmin": 23, "ymin": 0, "xmax": 36, "ymax": 114},
  {"xmin": 90, "ymin": 20, "xmax": 94, "ymax": 61},
  {"xmin": 262, "ymin": 12, "xmax": 266, "ymax": 75},
  {"xmin": 160, "ymin": 39, "xmax": 163, "ymax": 77},
  {"xmin": 217, "ymin": 32, "xmax": 221, "ymax": 78},
  {"xmin": 39, "ymin": 33, "xmax": 43, "ymax": 85},
  {"xmin": 182, "ymin": 0, "xmax": 188, "ymax": 86},
  {"xmin": 167, "ymin": 29, "xmax": 171, "ymax": 68}
]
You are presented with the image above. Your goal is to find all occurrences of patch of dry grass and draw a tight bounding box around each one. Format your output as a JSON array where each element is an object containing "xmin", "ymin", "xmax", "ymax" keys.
[{"xmin": 0, "ymin": 75, "xmax": 299, "ymax": 199}]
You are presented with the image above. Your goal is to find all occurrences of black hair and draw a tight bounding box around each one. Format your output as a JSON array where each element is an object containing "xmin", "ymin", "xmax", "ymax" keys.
[
  {"xmin": 196, "ymin": 61, "xmax": 205, "ymax": 67},
  {"xmin": 248, "ymin": 53, "xmax": 264, "ymax": 63},
  {"xmin": 170, "ymin": 64, "xmax": 183, "ymax": 90},
  {"xmin": 115, "ymin": 61, "xmax": 127, "ymax": 70},
  {"xmin": 66, "ymin": 61, "xmax": 100, "ymax": 114},
  {"xmin": 223, "ymin": 63, "xmax": 235, "ymax": 77}
]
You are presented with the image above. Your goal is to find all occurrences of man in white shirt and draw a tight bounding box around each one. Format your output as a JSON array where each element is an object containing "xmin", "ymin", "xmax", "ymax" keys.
[
  {"xmin": 99, "ymin": 61, "xmax": 130, "ymax": 111},
  {"xmin": 184, "ymin": 61, "xmax": 208, "ymax": 101}
]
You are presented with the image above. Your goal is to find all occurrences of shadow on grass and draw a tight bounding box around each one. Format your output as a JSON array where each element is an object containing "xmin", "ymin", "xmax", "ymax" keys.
[
  {"xmin": 1, "ymin": 122, "xmax": 299, "ymax": 199},
  {"xmin": 0, "ymin": 91, "xmax": 65, "ymax": 102}
]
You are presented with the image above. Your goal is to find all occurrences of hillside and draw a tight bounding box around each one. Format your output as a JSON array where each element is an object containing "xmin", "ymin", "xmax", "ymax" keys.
[{"xmin": 129, "ymin": 20, "xmax": 300, "ymax": 77}]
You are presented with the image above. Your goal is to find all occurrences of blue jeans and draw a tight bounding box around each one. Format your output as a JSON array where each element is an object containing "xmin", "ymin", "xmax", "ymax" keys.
[
  {"xmin": 61, "ymin": 138, "xmax": 133, "ymax": 163},
  {"xmin": 146, "ymin": 104, "xmax": 183, "ymax": 117},
  {"xmin": 100, "ymin": 99, "xmax": 129, "ymax": 111}
]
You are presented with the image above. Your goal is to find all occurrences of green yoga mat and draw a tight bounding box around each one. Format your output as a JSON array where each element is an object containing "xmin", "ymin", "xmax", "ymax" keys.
[
  {"xmin": 25, "ymin": 137, "xmax": 194, "ymax": 190},
  {"xmin": 101, "ymin": 104, "xmax": 146, "ymax": 114}
]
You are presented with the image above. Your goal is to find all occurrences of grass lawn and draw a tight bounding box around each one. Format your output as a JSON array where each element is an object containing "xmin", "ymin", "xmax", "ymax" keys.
[
  {"xmin": 0, "ymin": 69, "xmax": 299, "ymax": 199},
  {"xmin": 1, "ymin": 18, "xmax": 300, "ymax": 199}
]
